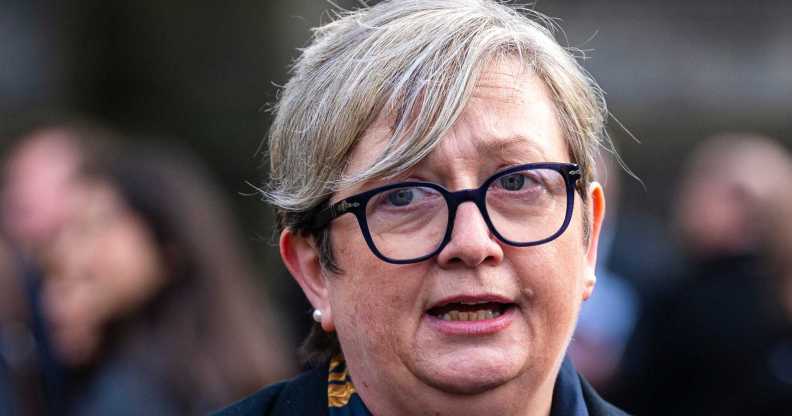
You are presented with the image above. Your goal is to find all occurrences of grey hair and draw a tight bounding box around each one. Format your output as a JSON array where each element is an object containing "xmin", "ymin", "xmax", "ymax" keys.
[
  {"xmin": 264, "ymin": 0, "xmax": 612, "ymax": 364},
  {"xmin": 267, "ymin": 0, "xmax": 609, "ymax": 224}
]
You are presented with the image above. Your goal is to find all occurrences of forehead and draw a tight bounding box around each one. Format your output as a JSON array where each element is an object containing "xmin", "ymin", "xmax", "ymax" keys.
[{"xmin": 346, "ymin": 58, "xmax": 566, "ymax": 181}]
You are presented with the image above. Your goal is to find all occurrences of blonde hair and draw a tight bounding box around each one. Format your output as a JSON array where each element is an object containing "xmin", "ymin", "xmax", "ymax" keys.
[{"xmin": 266, "ymin": 0, "xmax": 610, "ymax": 230}]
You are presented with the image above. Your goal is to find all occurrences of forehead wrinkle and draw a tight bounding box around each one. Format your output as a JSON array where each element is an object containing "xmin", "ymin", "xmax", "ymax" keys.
[
  {"xmin": 463, "ymin": 73, "xmax": 554, "ymax": 162},
  {"xmin": 419, "ymin": 88, "xmax": 555, "ymax": 181},
  {"xmin": 472, "ymin": 59, "xmax": 532, "ymax": 103}
]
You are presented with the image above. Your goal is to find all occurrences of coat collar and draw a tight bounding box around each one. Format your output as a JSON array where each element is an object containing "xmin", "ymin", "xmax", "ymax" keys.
[{"xmin": 551, "ymin": 355, "xmax": 589, "ymax": 416}]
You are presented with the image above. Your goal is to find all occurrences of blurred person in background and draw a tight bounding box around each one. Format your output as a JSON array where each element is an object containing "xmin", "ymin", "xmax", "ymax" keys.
[
  {"xmin": 673, "ymin": 134, "xmax": 792, "ymax": 263},
  {"xmin": 0, "ymin": 122, "xmax": 118, "ymax": 415},
  {"xmin": 620, "ymin": 133, "xmax": 792, "ymax": 415},
  {"xmin": 39, "ymin": 142, "xmax": 294, "ymax": 415}
]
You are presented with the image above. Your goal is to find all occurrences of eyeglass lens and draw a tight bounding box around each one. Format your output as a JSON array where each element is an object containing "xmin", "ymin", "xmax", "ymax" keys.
[{"xmin": 363, "ymin": 167, "xmax": 568, "ymax": 261}]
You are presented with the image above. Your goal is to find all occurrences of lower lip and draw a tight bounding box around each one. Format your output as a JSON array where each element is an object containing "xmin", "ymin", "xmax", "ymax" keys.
[{"xmin": 424, "ymin": 306, "xmax": 515, "ymax": 336}]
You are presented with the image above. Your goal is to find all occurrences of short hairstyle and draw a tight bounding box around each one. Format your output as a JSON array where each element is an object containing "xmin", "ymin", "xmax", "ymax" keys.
[{"xmin": 264, "ymin": 0, "xmax": 612, "ymax": 364}]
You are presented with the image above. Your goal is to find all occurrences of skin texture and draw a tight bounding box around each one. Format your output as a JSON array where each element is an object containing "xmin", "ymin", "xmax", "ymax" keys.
[{"xmin": 282, "ymin": 59, "xmax": 605, "ymax": 416}]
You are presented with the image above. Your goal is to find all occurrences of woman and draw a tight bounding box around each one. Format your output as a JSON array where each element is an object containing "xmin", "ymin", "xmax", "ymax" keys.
[
  {"xmin": 220, "ymin": 0, "xmax": 626, "ymax": 414},
  {"xmin": 43, "ymin": 143, "xmax": 293, "ymax": 414}
]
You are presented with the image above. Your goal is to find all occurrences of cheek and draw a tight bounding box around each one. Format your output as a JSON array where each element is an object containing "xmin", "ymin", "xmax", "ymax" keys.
[
  {"xmin": 330, "ymin": 263, "xmax": 423, "ymax": 334},
  {"xmin": 329, "ymin": 276, "xmax": 403, "ymax": 363},
  {"xmin": 329, "ymin": 237, "xmax": 430, "ymax": 357},
  {"xmin": 507, "ymin": 226, "xmax": 588, "ymax": 315},
  {"xmin": 511, "ymin": 247, "xmax": 581, "ymax": 301}
]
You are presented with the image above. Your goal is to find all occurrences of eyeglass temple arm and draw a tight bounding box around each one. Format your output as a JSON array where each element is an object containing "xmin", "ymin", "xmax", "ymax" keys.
[{"xmin": 308, "ymin": 199, "xmax": 360, "ymax": 230}]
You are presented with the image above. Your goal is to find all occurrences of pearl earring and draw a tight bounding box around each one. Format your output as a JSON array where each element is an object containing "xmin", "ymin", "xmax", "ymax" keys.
[{"xmin": 312, "ymin": 309, "xmax": 323, "ymax": 323}]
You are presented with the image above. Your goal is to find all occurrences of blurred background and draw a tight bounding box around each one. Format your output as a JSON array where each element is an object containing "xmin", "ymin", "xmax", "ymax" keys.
[{"xmin": 1, "ymin": 0, "xmax": 791, "ymax": 414}]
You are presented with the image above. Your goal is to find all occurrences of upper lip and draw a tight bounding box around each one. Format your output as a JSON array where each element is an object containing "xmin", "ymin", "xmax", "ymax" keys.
[{"xmin": 427, "ymin": 294, "xmax": 514, "ymax": 311}]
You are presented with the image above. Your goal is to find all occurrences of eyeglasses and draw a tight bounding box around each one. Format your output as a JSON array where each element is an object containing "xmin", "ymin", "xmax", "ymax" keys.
[{"xmin": 308, "ymin": 162, "xmax": 581, "ymax": 264}]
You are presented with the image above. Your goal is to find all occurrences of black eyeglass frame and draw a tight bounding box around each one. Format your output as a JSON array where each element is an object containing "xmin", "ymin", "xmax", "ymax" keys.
[{"xmin": 307, "ymin": 162, "xmax": 582, "ymax": 264}]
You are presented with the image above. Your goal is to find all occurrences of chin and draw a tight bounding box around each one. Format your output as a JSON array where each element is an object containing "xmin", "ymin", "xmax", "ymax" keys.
[
  {"xmin": 422, "ymin": 373, "xmax": 512, "ymax": 395},
  {"xmin": 413, "ymin": 349, "xmax": 523, "ymax": 396}
]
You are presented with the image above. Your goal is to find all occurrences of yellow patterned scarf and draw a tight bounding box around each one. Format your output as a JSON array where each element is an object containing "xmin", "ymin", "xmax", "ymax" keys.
[{"xmin": 327, "ymin": 355, "xmax": 371, "ymax": 415}]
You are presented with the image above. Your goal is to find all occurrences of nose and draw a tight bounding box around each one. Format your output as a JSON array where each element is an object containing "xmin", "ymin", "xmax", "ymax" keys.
[{"xmin": 436, "ymin": 202, "xmax": 504, "ymax": 268}]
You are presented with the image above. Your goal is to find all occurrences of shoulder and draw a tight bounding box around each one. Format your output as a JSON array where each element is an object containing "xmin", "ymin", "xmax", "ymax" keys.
[
  {"xmin": 211, "ymin": 366, "xmax": 328, "ymax": 416},
  {"xmin": 579, "ymin": 375, "xmax": 631, "ymax": 416}
]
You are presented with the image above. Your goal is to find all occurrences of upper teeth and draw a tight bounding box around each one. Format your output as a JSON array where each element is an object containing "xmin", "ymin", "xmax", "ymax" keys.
[{"xmin": 439, "ymin": 309, "xmax": 501, "ymax": 321}]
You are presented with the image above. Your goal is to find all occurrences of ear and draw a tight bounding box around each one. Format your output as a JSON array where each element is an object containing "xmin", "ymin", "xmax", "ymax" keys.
[
  {"xmin": 280, "ymin": 229, "xmax": 336, "ymax": 332},
  {"xmin": 582, "ymin": 181, "xmax": 606, "ymax": 301}
]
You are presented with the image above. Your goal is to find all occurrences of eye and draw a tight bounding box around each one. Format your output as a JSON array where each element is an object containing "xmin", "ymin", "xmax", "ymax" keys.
[
  {"xmin": 386, "ymin": 188, "xmax": 415, "ymax": 206},
  {"xmin": 499, "ymin": 173, "xmax": 526, "ymax": 191}
]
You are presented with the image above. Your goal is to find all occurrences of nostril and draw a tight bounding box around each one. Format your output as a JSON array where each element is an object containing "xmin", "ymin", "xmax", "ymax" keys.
[
  {"xmin": 438, "ymin": 237, "xmax": 503, "ymax": 268},
  {"xmin": 435, "ymin": 203, "xmax": 504, "ymax": 267}
]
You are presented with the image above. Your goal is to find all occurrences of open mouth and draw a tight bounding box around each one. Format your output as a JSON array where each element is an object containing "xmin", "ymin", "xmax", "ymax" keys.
[{"xmin": 427, "ymin": 301, "xmax": 513, "ymax": 322}]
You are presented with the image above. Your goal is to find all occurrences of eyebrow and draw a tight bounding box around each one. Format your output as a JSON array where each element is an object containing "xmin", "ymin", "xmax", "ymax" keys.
[{"xmin": 474, "ymin": 135, "xmax": 549, "ymax": 161}]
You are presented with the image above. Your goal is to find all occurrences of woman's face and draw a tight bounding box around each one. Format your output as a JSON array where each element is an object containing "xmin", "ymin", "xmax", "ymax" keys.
[
  {"xmin": 43, "ymin": 180, "xmax": 166, "ymax": 365},
  {"xmin": 285, "ymin": 59, "xmax": 604, "ymax": 415}
]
